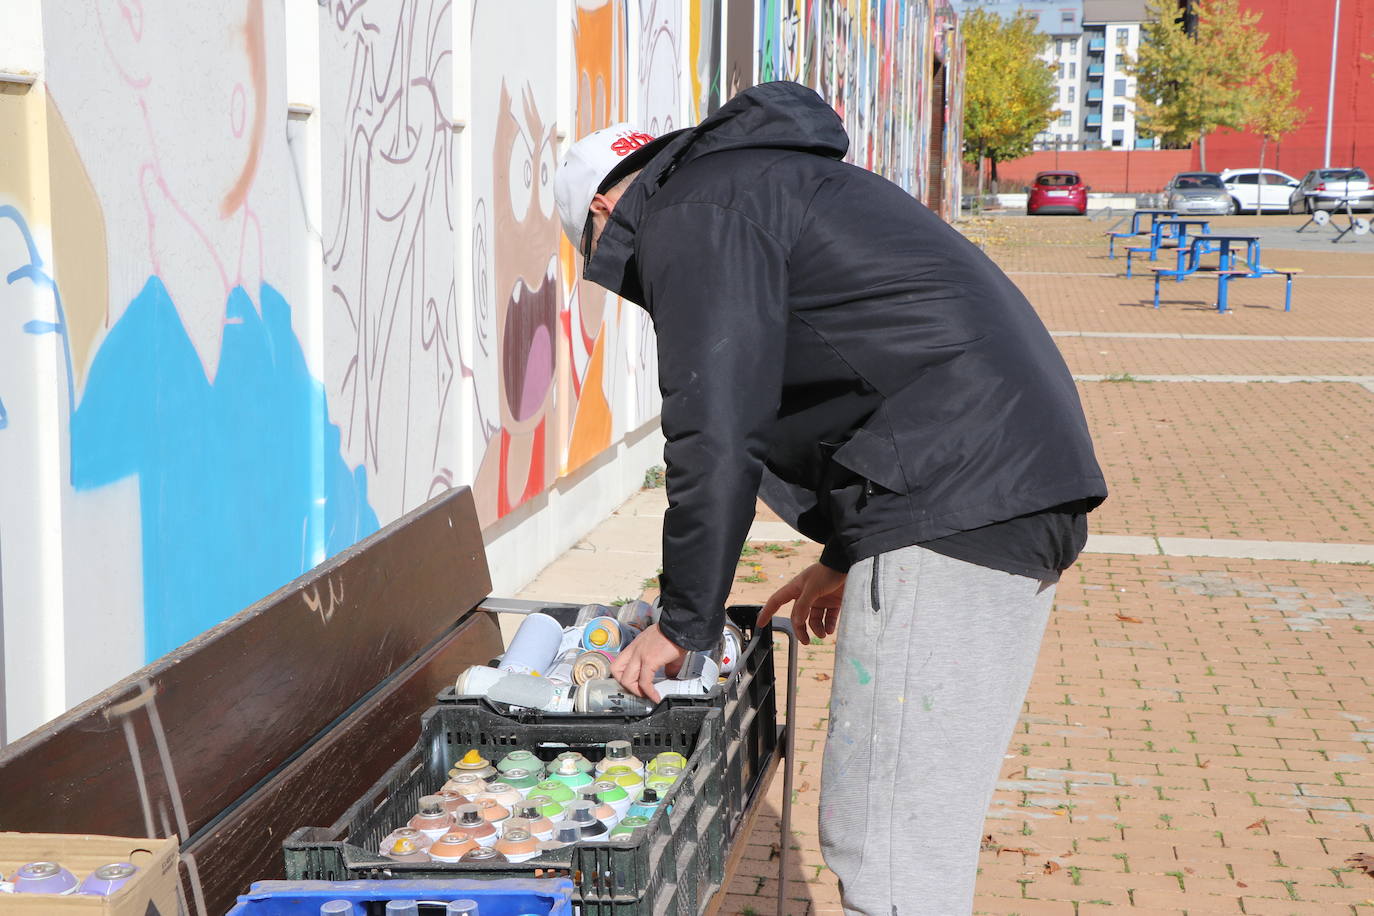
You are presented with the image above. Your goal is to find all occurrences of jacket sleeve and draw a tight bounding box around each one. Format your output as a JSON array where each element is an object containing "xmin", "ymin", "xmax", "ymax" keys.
[{"xmin": 637, "ymin": 202, "xmax": 789, "ymax": 652}]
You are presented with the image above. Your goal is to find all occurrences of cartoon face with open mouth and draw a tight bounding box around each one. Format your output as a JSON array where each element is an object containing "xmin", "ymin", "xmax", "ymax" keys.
[{"xmin": 494, "ymin": 82, "xmax": 561, "ymax": 433}]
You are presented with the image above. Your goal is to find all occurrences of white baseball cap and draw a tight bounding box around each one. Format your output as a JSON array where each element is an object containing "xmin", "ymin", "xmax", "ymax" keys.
[{"xmin": 554, "ymin": 123, "xmax": 659, "ymax": 252}]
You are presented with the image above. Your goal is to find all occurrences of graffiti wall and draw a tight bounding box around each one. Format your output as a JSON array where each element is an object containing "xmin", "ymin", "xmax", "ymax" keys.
[{"xmin": 0, "ymin": 0, "xmax": 962, "ymax": 741}]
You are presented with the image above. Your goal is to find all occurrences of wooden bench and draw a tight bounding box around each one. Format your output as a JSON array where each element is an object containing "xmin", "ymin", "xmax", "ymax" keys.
[{"xmin": 0, "ymin": 487, "xmax": 504, "ymax": 916}]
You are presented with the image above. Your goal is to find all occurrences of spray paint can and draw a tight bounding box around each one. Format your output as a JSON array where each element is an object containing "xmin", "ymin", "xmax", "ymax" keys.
[
  {"xmin": 596, "ymin": 739, "xmax": 645, "ymax": 776},
  {"xmin": 498, "ymin": 613, "xmax": 564, "ymax": 676},
  {"xmin": 379, "ymin": 827, "xmax": 433, "ymax": 862},
  {"xmin": 551, "ymin": 751, "xmax": 595, "ymax": 774},
  {"xmin": 460, "ymin": 847, "xmax": 506, "ymax": 863},
  {"xmin": 437, "ymin": 788, "xmax": 471, "ymax": 814},
  {"xmin": 608, "ymin": 814, "xmax": 652, "ymax": 840},
  {"xmin": 539, "ymin": 822, "xmax": 582, "ymax": 852},
  {"xmin": 573, "ymin": 679, "xmax": 655, "ymax": 714},
  {"xmin": 561, "ymin": 799, "xmax": 609, "ymax": 841},
  {"xmin": 580, "ymin": 617, "xmax": 624, "ymax": 652},
  {"xmin": 647, "ymin": 751, "xmax": 688, "ymax": 774},
  {"xmin": 511, "ymin": 803, "xmax": 555, "ymax": 840},
  {"xmin": 474, "ymin": 797, "xmax": 510, "ymax": 830},
  {"xmin": 427, "ymin": 831, "xmax": 480, "ymax": 864},
  {"xmin": 450, "ymin": 749, "xmax": 497, "ymax": 781},
  {"xmin": 476, "ymin": 782, "xmax": 523, "ymax": 809},
  {"xmin": 497, "ymin": 749, "xmax": 544, "ymax": 777},
  {"xmin": 627, "ymin": 785, "xmax": 665, "ymax": 821},
  {"xmin": 531, "ymin": 779, "xmax": 576, "ymax": 805},
  {"xmin": 409, "ymin": 795, "xmax": 456, "ymax": 840},
  {"xmin": 319, "ymin": 902, "xmax": 358, "ymax": 915},
  {"xmin": 498, "ymin": 768, "xmax": 540, "ymax": 796},
  {"xmin": 571, "ymin": 649, "xmax": 617, "ymax": 685},
  {"xmin": 12, "ymin": 863, "xmax": 79, "ymax": 895},
  {"xmin": 526, "ymin": 793, "xmax": 566, "ymax": 820},
  {"xmin": 600, "ymin": 764, "xmax": 644, "ymax": 791},
  {"xmin": 545, "ymin": 647, "xmax": 581, "ymax": 685},
  {"xmin": 445, "ymin": 772, "xmax": 489, "ymax": 797},
  {"xmin": 645, "ymin": 765, "xmax": 683, "ymax": 793},
  {"xmin": 548, "ymin": 755, "xmax": 595, "ymax": 790},
  {"xmin": 445, "ymin": 902, "xmax": 480, "ymax": 916},
  {"xmin": 494, "ymin": 826, "xmax": 542, "ymax": 863},
  {"xmin": 452, "ymin": 804, "xmax": 498, "ymax": 847},
  {"xmin": 591, "ymin": 780, "xmax": 632, "ymax": 819},
  {"xmin": 453, "ymin": 665, "xmax": 505, "ymax": 696},
  {"xmin": 719, "ymin": 623, "xmax": 746, "ymax": 677},
  {"xmin": 384, "ymin": 903, "xmax": 419, "ymax": 916},
  {"xmin": 77, "ymin": 863, "xmax": 139, "ymax": 896},
  {"xmin": 616, "ymin": 600, "xmax": 655, "ymax": 636},
  {"xmin": 575, "ymin": 603, "xmax": 614, "ymax": 626}
]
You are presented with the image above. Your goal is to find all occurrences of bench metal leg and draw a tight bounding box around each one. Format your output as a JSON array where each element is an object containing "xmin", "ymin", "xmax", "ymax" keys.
[
  {"xmin": 1153, "ymin": 274, "xmax": 1162, "ymax": 309},
  {"xmin": 1108, "ymin": 236, "xmax": 1116, "ymax": 258},
  {"xmin": 1284, "ymin": 274, "xmax": 1293, "ymax": 312},
  {"xmin": 1217, "ymin": 274, "xmax": 1231, "ymax": 313},
  {"xmin": 1125, "ymin": 250, "xmax": 1135, "ymax": 278}
]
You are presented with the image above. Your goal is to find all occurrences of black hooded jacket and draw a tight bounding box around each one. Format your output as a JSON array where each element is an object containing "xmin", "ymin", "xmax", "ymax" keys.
[{"xmin": 585, "ymin": 82, "xmax": 1107, "ymax": 652}]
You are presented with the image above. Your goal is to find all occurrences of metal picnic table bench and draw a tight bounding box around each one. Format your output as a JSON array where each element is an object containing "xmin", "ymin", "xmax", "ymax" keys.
[
  {"xmin": 1124, "ymin": 218, "xmax": 1212, "ymax": 277},
  {"xmin": 1106, "ymin": 208, "xmax": 1177, "ymax": 258},
  {"xmin": 1148, "ymin": 233, "xmax": 1302, "ymax": 313}
]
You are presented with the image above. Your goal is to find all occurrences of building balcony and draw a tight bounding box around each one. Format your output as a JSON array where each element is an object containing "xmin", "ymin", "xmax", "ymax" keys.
[
  {"xmin": 1084, "ymin": 113, "xmax": 1102, "ymax": 127},
  {"xmin": 1086, "ymin": 64, "xmax": 1104, "ymax": 78},
  {"xmin": 1086, "ymin": 89, "xmax": 1103, "ymax": 102},
  {"xmin": 1088, "ymin": 38, "xmax": 1106, "ymax": 52}
]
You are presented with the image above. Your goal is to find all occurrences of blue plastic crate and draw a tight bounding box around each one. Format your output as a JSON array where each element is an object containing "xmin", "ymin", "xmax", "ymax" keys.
[{"xmin": 226, "ymin": 878, "xmax": 573, "ymax": 915}]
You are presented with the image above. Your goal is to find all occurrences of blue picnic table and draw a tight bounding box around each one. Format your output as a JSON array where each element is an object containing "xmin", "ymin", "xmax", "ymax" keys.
[
  {"xmin": 1106, "ymin": 208, "xmax": 1177, "ymax": 258},
  {"xmin": 1148, "ymin": 233, "xmax": 1302, "ymax": 313},
  {"xmin": 1124, "ymin": 218, "xmax": 1212, "ymax": 277}
]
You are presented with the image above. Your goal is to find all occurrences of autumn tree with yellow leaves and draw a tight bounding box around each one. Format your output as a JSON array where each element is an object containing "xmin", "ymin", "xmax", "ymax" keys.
[
  {"xmin": 1131, "ymin": 0, "xmax": 1304, "ymax": 170},
  {"xmin": 960, "ymin": 8, "xmax": 1057, "ymax": 196}
]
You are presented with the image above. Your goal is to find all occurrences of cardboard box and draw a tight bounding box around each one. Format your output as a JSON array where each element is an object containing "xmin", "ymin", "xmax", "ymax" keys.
[{"xmin": 0, "ymin": 834, "xmax": 180, "ymax": 915}]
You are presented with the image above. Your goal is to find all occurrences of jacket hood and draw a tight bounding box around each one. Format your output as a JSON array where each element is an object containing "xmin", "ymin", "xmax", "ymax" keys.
[{"xmin": 583, "ymin": 81, "xmax": 849, "ymax": 302}]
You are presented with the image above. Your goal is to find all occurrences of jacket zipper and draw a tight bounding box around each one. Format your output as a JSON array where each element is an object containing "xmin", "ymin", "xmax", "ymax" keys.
[{"xmin": 870, "ymin": 553, "xmax": 882, "ymax": 612}]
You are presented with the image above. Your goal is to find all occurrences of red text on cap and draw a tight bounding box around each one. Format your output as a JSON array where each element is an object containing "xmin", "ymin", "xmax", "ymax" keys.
[{"xmin": 610, "ymin": 132, "xmax": 656, "ymax": 156}]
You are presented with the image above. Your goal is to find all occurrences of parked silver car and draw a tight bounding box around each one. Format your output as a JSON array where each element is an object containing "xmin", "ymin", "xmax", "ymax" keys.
[
  {"xmin": 1162, "ymin": 172, "xmax": 1234, "ymax": 215},
  {"xmin": 1288, "ymin": 168, "xmax": 1374, "ymax": 212}
]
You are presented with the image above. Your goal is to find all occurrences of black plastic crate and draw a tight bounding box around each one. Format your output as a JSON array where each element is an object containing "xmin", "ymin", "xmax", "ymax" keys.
[
  {"xmin": 284, "ymin": 704, "xmax": 725, "ymax": 916},
  {"xmin": 438, "ymin": 605, "xmax": 779, "ymax": 842}
]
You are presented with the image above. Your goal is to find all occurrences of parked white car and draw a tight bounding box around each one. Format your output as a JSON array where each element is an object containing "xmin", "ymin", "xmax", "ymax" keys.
[
  {"xmin": 1218, "ymin": 168, "xmax": 1299, "ymax": 214},
  {"xmin": 1288, "ymin": 168, "xmax": 1374, "ymax": 212}
]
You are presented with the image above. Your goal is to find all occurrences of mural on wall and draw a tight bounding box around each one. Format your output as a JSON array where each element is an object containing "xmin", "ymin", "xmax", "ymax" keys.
[
  {"xmin": 469, "ymin": 1, "xmax": 564, "ymax": 525},
  {"xmin": 758, "ymin": 0, "xmax": 781, "ymax": 81},
  {"xmin": 688, "ymin": 0, "xmax": 722, "ymax": 120},
  {"xmin": 726, "ymin": 0, "xmax": 756, "ymax": 98},
  {"xmin": 319, "ymin": 0, "xmax": 461, "ymax": 524},
  {"xmin": 560, "ymin": 0, "xmax": 630, "ymax": 478},
  {"xmin": 0, "ymin": 1, "xmax": 380, "ymax": 666}
]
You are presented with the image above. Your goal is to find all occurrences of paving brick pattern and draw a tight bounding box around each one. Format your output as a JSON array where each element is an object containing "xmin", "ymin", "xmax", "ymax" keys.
[
  {"xmin": 1055, "ymin": 338, "xmax": 1374, "ymax": 378},
  {"xmin": 680, "ymin": 216, "xmax": 1374, "ymax": 914},
  {"xmin": 1079, "ymin": 381, "xmax": 1374, "ymax": 544}
]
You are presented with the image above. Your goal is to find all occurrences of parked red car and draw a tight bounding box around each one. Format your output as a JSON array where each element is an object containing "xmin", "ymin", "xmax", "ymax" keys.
[{"xmin": 1027, "ymin": 171, "xmax": 1089, "ymax": 215}]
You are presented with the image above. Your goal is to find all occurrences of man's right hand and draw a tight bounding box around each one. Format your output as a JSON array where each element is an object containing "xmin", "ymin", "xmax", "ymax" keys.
[{"xmin": 757, "ymin": 562, "xmax": 848, "ymax": 645}]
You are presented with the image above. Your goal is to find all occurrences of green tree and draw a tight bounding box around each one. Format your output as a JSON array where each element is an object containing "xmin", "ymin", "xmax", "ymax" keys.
[
  {"xmin": 961, "ymin": 9, "xmax": 1057, "ymax": 196},
  {"xmin": 1247, "ymin": 50, "xmax": 1306, "ymax": 180},
  {"xmin": 1131, "ymin": 0, "xmax": 1269, "ymax": 169}
]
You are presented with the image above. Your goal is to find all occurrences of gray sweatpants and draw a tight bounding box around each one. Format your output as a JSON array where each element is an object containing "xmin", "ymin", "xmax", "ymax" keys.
[{"xmin": 820, "ymin": 544, "xmax": 1058, "ymax": 916}]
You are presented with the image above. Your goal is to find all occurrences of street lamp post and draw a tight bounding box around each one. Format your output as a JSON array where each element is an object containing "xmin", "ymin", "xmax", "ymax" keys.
[{"xmin": 1324, "ymin": 0, "xmax": 1341, "ymax": 168}]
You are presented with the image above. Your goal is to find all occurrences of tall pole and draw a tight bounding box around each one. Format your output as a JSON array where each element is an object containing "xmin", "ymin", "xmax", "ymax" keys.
[{"xmin": 1324, "ymin": 0, "xmax": 1341, "ymax": 167}]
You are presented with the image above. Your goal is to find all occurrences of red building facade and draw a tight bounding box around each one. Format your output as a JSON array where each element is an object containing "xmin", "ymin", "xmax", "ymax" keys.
[{"xmin": 1192, "ymin": 0, "xmax": 1374, "ymax": 176}]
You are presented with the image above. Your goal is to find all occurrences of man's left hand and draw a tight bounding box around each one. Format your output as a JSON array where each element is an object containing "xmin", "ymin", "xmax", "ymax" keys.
[{"xmin": 609, "ymin": 623, "xmax": 687, "ymax": 702}]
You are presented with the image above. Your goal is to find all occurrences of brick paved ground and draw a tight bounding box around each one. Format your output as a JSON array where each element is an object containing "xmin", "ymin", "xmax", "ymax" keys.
[
  {"xmin": 707, "ymin": 216, "xmax": 1374, "ymax": 915},
  {"xmin": 522, "ymin": 214, "xmax": 1374, "ymax": 915}
]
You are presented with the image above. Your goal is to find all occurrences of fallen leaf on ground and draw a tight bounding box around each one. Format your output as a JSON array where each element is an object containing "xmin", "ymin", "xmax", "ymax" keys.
[
  {"xmin": 797, "ymin": 781, "xmax": 812, "ymax": 793},
  {"xmin": 1346, "ymin": 852, "xmax": 1374, "ymax": 876},
  {"xmin": 1246, "ymin": 818, "xmax": 1268, "ymax": 830},
  {"xmin": 814, "ymin": 672, "xmax": 831, "ymax": 682},
  {"xmin": 1236, "ymin": 881, "xmax": 1248, "ymax": 888},
  {"xmin": 1184, "ymin": 867, "xmax": 1195, "ymax": 875},
  {"xmin": 996, "ymin": 846, "xmax": 1040, "ymax": 857},
  {"xmin": 1115, "ymin": 613, "xmax": 1143, "ymax": 623},
  {"xmin": 1043, "ymin": 861, "xmax": 1062, "ymax": 875},
  {"xmin": 1197, "ymin": 759, "xmax": 1210, "ymax": 768}
]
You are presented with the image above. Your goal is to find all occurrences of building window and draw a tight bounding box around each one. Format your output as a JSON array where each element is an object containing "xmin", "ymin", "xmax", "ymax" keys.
[
  {"xmin": 1069, "ymin": 62, "xmax": 1077, "ymax": 78},
  {"xmin": 1056, "ymin": 39, "xmax": 1063, "ymax": 56},
  {"xmin": 1059, "ymin": 111, "xmax": 1072, "ymax": 126},
  {"xmin": 1068, "ymin": 86, "xmax": 1077, "ymax": 103},
  {"xmin": 1070, "ymin": 38, "xmax": 1079, "ymax": 53},
  {"xmin": 1113, "ymin": 104, "xmax": 1126, "ymax": 121},
  {"xmin": 1112, "ymin": 129, "xmax": 1125, "ymax": 147},
  {"xmin": 1115, "ymin": 52, "xmax": 1126, "ymax": 69},
  {"xmin": 1061, "ymin": 9, "xmax": 1074, "ymax": 23},
  {"xmin": 1116, "ymin": 27, "xmax": 1130, "ymax": 46},
  {"xmin": 1114, "ymin": 78, "xmax": 1127, "ymax": 96}
]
